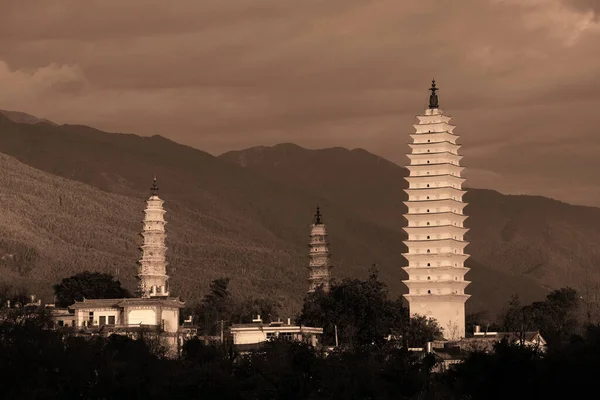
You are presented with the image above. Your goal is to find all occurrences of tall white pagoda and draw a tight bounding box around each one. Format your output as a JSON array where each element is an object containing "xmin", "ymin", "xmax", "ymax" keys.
[
  {"xmin": 308, "ymin": 205, "xmax": 333, "ymax": 293},
  {"xmin": 137, "ymin": 177, "xmax": 170, "ymax": 298},
  {"xmin": 402, "ymin": 80, "xmax": 471, "ymax": 340}
]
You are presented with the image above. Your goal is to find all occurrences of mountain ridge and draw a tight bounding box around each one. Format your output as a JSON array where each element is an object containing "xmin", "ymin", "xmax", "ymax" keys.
[{"xmin": 2, "ymin": 113, "xmax": 595, "ymax": 319}]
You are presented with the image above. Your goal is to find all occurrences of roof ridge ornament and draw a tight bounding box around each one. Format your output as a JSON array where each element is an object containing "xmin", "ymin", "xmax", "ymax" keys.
[{"xmin": 429, "ymin": 79, "xmax": 439, "ymax": 109}]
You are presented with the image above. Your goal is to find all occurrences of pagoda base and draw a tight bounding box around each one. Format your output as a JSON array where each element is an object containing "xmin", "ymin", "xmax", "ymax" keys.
[{"xmin": 403, "ymin": 293, "xmax": 470, "ymax": 340}]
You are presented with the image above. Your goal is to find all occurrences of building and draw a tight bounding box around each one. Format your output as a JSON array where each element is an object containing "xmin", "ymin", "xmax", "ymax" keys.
[
  {"xmin": 308, "ymin": 205, "xmax": 333, "ymax": 293},
  {"xmin": 458, "ymin": 327, "xmax": 547, "ymax": 353},
  {"xmin": 230, "ymin": 315, "xmax": 324, "ymax": 353},
  {"xmin": 402, "ymin": 80, "xmax": 471, "ymax": 340},
  {"xmin": 59, "ymin": 178, "xmax": 185, "ymax": 355}
]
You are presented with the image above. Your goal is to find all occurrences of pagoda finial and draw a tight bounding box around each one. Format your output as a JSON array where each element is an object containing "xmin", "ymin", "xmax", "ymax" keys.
[
  {"xmin": 150, "ymin": 176, "xmax": 159, "ymax": 196},
  {"xmin": 429, "ymin": 79, "xmax": 439, "ymax": 109},
  {"xmin": 314, "ymin": 204, "xmax": 322, "ymax": 225}
]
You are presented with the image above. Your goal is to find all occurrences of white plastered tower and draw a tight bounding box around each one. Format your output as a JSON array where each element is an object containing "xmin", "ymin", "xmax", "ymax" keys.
[
  {"xmin": 308, "ymin": 205, "xmax": 333, "ymax": 293},
  {"xmin": 137, "ymin": 177, "xmax": 170, "ymax": 298},
  {"xmin": 402, "ymin": 80, "xmax": 471, "ymax": 340}
]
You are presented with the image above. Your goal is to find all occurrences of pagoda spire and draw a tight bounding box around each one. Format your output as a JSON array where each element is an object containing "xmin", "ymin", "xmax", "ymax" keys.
[
  {"xmin": 401, "ymin": 81, "xmax": 470, "ymax": 340},
  {"xmin": 137, "ymin": 177, "xmax": 170, "ymax": 298},
  {"xmin": 307, "ymin": 206, "xmax": 333, "ymax": 293},
  {"xmin": 428, "ymin": 79, "xmax": 439, "ymax": 109},
  {"xmin": 314, "ymin": 204, "xmax": 322, "ymax": 225},
  {"xmin": 151, "ymin": 176, "xmax": 159, "ymax": 196}
]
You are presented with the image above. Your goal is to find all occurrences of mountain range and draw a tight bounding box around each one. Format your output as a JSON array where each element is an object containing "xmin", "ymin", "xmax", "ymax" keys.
[{"xmin": 1, "ymin": 111, "xmax": 598, "ymax": 320}]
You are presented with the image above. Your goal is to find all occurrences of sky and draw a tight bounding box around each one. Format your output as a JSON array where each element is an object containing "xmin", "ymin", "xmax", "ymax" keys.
[{"xmin": 1, "ymin": 0, "xmax": 600, "ymax": 207}]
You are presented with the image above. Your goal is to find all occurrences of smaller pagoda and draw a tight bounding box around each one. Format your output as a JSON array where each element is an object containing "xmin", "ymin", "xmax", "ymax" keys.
[
  {"xmin": 137, "ymin": 177, "xmax": 170, "ymax": 298},
  {"xmin": 308, "ymin": 205, "xmax": 333, "ymax": 293}
]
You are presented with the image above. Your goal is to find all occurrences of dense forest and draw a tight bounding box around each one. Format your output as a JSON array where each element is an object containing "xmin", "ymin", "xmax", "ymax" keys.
[{"xmin": 0, "ymin": 271, "xmax": 598, "ymax": 399}]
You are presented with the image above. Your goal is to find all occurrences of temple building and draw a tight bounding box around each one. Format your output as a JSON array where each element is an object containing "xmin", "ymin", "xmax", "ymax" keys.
[
  {"xmin": 307, "ymin": 205, "xmax": 333, "ymax": 293},
  {"xmin": 66, "ymin": 178, "xmax": 185, "ymax": 354},
  {"xmin": 401, "ymin": 80, "xmax": 471, "ymax": 340}
]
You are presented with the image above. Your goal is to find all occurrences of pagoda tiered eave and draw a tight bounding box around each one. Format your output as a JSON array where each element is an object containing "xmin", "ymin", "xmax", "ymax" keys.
[
  {"xmin": 403, "ymin": 280, "xmax": 471, "ymax": 290},
  {"xmin": 405, "ymin": 175, "xmax": 466, "ymax": 185},
  {"xmin": 403, "ymin": 211, "xmax": 467, "ymax": 219},
  {"xmin": 404, "ymin": 293, "xmax": 471, "ymax": 302},
  {"xmin": 407, "ymin": 155, "xmax": 463, "ymax": 167},
  {"xmin": 403, "ymin": 266, "xmax": 470, "ymax": 273},
  {"xmin": 416, "ymin": 114, "xmax": 452, "ymax": 124},
  {"xmin": 404, "ymin": 186, "xmax": 466, "ymax": 196},
  {"xmin": 402, "ymin": 253, "xmax": 470, "ymax": 261},
  {"xmin": 409, "ymin": 132, "xmax": 458, "ymax": 144},
  {"xmin": 412, "ymin": 122, "xmax": 455, "ymax": 133},
  {"xmin": 408, "ymin": 142, "xmax": 461, "ymax": 154},
  {"xmin": 403, "ymin": 238, "xmax": 468, "ymax": 247},
  {"xmin": 403, "ymin": 198, "xmax": 466, "ymax": 208},
  {"xmin": 403, "ymin": 225, "xmax": 469, "ymax": 235},
  {"xmin": 406, "ymin": 164, "xmax": 465, "ymax": 175}
]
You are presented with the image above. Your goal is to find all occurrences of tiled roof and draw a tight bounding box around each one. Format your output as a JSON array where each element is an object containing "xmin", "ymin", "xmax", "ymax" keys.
[
  {"xmin": 69, "ymin": 297, "xmax": 185, "ymax": 310},
  {"xmin": 69, "ymin": 298, "xmax": 124, "ymax": 309}
]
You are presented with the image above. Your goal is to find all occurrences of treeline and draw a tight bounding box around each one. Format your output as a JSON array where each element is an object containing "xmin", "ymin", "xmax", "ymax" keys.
[
  {"xmin": 2, "ymin": 271, "xmax": 600, "ymax": 398},
  {"xmin": 1, "ymin": 307, "xmax": 600, "ymax": 399}
]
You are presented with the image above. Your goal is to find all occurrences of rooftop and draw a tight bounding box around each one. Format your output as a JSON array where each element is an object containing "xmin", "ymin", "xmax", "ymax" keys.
[{"xmin": 69, "ymin": 297, "xmax": 185, "ymax": 310}]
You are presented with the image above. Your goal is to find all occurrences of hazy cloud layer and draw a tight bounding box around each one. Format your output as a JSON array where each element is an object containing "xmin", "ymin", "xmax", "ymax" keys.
[{"xmin": 0, "ymin": 0, "xmax": 599, "ymax": 206}]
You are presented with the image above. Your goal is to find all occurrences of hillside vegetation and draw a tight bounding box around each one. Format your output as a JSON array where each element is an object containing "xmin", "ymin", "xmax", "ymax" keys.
[{"xmin": 2, "ymin": 115, "xmax": 595, "ymax": 317}]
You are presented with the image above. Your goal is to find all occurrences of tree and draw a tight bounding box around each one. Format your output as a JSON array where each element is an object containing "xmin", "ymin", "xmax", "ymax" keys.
[
  {"xmin": 0, "ymin": 283, "xmax": 31, "ymax": 307},
  {"xmin": 502, "ymin": 288, "xmax": 583, "ymax": 348},
  {"xmin": 235, "ymin": 339, "xmax": 319, "ymax": 399},
  {"xmin": 53, "ymin": 271, "xmax": 132, "ymax": 307},
  {"xmin": 196, "ymin": 278, "xmax": 235, "ymax": 335},
  {"xmin": 399, "ymin": 315, "xmax": 444, "ymax": 348},
  {"xmin": 231, "ymin": 297, "xmax": 281, "ymax": 324},
  {"xmin": 297, "ymin": 269, "xmax": 440, "ymax": 349}
]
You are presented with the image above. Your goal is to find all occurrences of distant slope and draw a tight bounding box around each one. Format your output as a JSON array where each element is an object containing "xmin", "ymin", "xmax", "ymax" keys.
[
  {"xmin": 220, "ymin": 144, "xmax": 600, "ymax": 311},
  {"xmin": 0, "ymin": 115, "xmax": 417, "ymax": 316},
  {"xmin": 0, "ymin": 109, "xmax": 56, "ymax": 126},
  {"xmin": 0, "ymin": 152, "xmax": 140, "ymax": 301},
  {"xmin": 1, "ymin": 113, "xmax": 581, "ymax": 318}
]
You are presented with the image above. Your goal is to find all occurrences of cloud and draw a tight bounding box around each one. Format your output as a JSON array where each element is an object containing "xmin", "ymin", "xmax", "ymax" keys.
[
  {"xmin": 0, "ymin": 61, "xmax": 89, "ymax": 107},
  {"xmin": 0, "ymin": 0, "xmax": 599, "ymax": 206}
]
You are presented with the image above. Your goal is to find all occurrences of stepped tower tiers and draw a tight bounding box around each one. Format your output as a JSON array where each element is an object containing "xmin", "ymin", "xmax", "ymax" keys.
[
  {"xmin": 308, "ymin": 205, "xmax": 333, "ymax": 293},
  {"xmin": 137, "ymin": 177, "xmax": 170, "ymax": 298},
  {"xmin": 402, "ymin": 80, "xmax": 471, "ymax": 340}
]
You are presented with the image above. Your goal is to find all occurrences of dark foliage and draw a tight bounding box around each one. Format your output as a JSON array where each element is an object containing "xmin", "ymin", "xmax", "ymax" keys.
[
  {"xmin": 501, "ymin": 287, "xmax": 583, "ymax": 348},
  {"xmin": 298, "ymin": 269, "xmax": 442, "ymax": 348},
  {"xmin": 191, "ymin": 277, "xmax": 281, "ymax": 336},
  {"xmin": 53, "ymin": 271, "xmax": 132, "ymax": 308},
  {"xmin": 2, "ymin": 294, "xmax": 600, "ymax": 399}
]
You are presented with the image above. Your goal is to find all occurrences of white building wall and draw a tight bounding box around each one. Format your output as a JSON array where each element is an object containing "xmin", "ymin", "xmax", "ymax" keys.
[
  {"xmin": 233, "ymin": 330, "xmax": 268, "ymax": 344},
  {"xmin": 128, "ymin": 309, "xmax": 157, "ymax": 325},
  {"xmin": 161, "ymin": 309, "xmax": 179, "ymax": 333}
]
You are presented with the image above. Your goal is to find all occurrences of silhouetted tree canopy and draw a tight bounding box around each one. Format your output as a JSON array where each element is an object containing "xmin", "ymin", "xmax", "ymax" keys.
[
  {"xmin": 53, "ymin": 271, "xmax": 132, "ymax": 307},
  {"xmin": 192, "ymin": 277, "xmax": 280, "ymax": 335},
  {"xmin": 502, "ymin": 287, "xmax": 583, "ymax": 348},
  {"xmin": 298, "ymin": 269, "xmax": 442, "ymax": 348},
  {"xmin": 2, "ymin": 293, "xmax": 600, "ymax": 399}
]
